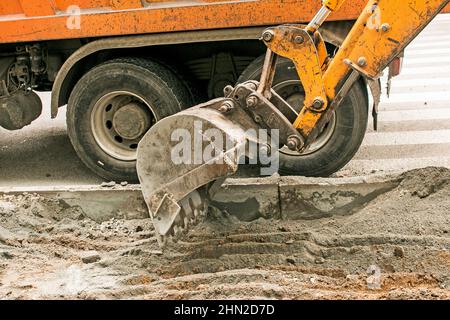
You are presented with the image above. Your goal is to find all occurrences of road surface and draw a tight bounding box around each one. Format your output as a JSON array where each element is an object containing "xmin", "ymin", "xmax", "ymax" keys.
[{"xmin": 1, "ymin": 14, "xmax": 450, "ymax": 187}]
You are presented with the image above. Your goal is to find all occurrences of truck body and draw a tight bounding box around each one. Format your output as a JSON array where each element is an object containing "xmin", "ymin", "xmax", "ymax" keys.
[
  {"xmin": 1, "ymin": 0, "xmax": 449, "ymax": 118},
  {"xmin": 1, "ymin": 1, "xmax": 450, "ymax": 43}
]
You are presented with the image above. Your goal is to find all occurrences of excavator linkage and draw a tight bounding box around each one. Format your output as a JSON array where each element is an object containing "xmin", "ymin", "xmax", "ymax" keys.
[
  {"xmin": 137, "ymin": 80, "xmax": 288, "ymax": 245},
  {"xmin": 137, "ymin": 0, "xmax": 450, "ymax": 246}
]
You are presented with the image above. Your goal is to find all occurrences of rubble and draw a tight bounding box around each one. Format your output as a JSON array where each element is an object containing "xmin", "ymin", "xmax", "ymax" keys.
[
  {"xmin": 0, "ymin": 167, "xmax": 448, "ymax": 300},
  {"xmin": 80, "ymin": 251, "xmax": 101, "ymax": 264}
]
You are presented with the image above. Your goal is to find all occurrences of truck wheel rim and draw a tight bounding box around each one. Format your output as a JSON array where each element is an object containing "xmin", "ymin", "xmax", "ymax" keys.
[
  {"xmin": 91, "ymin": 91, "xmax": 156, "ymax": 161},
  {"xmin": 273, "ymin": 80, "xmax": 336, "ymax": 156}
]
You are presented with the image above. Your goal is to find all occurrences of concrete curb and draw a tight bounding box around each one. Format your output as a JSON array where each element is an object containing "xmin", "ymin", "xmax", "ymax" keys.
[{"xmin": 0, "ymin": 174, "xmax": 400, "ymax": 222}]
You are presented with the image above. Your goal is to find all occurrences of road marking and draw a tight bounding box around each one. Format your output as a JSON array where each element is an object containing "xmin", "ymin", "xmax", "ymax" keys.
[
  {"xmin": 363, "ymin": 130, "xmax": 450, "ymax": 146},
  {"xmin": 397, "ymin": 65, "xmax": 450, "ymax": 76},
  {"xmin": 343, "ymin": 14, "xmax": 450, "ymax": 173},
  {"xmin": 404, "ymin": 56, "xmax": 450, "ymax": 66},
  {"xmin": 367, "ymin": 119, "xmax": 450, "ymax": 132},
  {"xmin": 381, "ymin": 92, "xmax": 450, "ymax": 103},
  {"xmin": 357, "ymin": 144, "xmax": 450, "ymax": 160},
  {"xmin": 406, "ymin": 47, "xmax": 450, "ymax": 56},
  {"xmin": 389, "ymin": 78, "xmax": 450, "ymax": 87},
  {"xmin": 344, "ymin": 158, "xmax": 450, "ymax": 174},
  {"xmin": 376, "ymin": 108, "xmax": 450, "ymax": 121}
]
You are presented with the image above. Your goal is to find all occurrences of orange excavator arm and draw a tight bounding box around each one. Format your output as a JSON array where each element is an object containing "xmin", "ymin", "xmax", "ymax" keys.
[{"xmin": 264, "ymin": 0, "xmax": 450, "ymax": 146}]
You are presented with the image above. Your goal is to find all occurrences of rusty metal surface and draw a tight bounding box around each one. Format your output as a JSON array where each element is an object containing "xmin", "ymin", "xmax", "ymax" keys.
[
  {"xmin": 2, "ymin": 0, "xmax": 448, "ymax": 44},
  {"xmin": 263, "ymin": 25, "xmax": 329, "ymax": 140}
]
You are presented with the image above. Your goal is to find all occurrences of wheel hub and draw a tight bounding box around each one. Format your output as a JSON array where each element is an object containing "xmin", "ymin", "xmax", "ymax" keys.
[
  {"xmin": 113, "ymin": 103, "xmax": 151, "ymax": 140},
  {"xmin": 91, "ymin": 91, "xmax": 156, "ymax": 161}
]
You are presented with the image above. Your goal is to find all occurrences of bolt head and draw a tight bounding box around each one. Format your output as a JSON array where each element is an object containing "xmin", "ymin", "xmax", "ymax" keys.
[
  {"xmin": 312, "ymin": 98, "xmax": 325, "ymax": 110},
  {"xmin": 286, "ymin": 135, "xmax": 304, "ymax": 151},
  {"xmin": 287, "ymin": 139, "xmax": 298, "ymax": 151},
  {"xmin": 262, "ymin": 30, "xmax": 274, "ymax": 42},
  {"xmin": 259, "ymin": 145, "xmax": 271, "ymax": 156},
  {"xmin": 294, "ymin": 36, "xmax": 304, "ymax": 44},
  {"xmin": 236, "ymin": 87, "xmax": 247, "ymax": 98},
  {"xmin": 223, "ymin": 85, "xmax": 234, "ymax": 96},
  {"xmin": 357, "ymin": 57, "xmax": 367, "ymax": 68},
  {"xmin": 219, "ymin": 101, "xmax": 234, "ymax": 113},
  {"xmin": 247, "ymin": 96, "xmax": 258, "ymax": 108},
  {"xmin": 381, "ymin": 23, "xmax": 391, "ymax": 32},
  {"xmin": 246, "ymin": 82, "xmax": 258, "ymax": 91},
  {"xmin": 218, "ymin": 105, "xmax": 227, "ymax": 113}
]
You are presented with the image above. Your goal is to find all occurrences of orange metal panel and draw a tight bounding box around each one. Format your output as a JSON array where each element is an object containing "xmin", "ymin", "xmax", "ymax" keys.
[
  {"xmin": 0, "ymin": 0, "xmax": 448, "ymax": 44},
  {"xmin": 0, "ymin": 1, "xmax": 23, "ymax": 15},
  {"xmin": 19, "ymin": 0, "xmax": 56, "ymax": 17},
  {"xmin": 54, "ymin": 0, "xmax": 144, "ymax": 11}
]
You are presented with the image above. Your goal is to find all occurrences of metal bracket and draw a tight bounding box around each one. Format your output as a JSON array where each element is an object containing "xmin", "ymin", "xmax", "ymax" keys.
[
  {"xmin": 0, "ymin": 81, "xmax": 9, "ymax": 98},
  {"xmin": 344, "ymin": 59, "xmax": 380, "ymax": 80},
  {"xmin": 218, "ymin": 82, "xmax": 304, "ymax": 151}
]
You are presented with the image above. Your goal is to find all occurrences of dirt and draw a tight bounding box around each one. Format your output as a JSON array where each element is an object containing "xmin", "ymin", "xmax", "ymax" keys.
[{"xmin": 0, "ymin": 167, "xmax": 449, "ymax": 300}]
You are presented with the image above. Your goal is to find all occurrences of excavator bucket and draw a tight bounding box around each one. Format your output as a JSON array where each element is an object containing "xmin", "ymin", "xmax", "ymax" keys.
[
  {"xmin": 137, "ymin": 75, "xmax": 300, "ymax": 246},
  {"xmin": 136, "ymin": 99, "xmax": 262, "ymax": 245},
  {"xmin": 137, "ymin": 0, "xmax": 450, "ymax": 247}
]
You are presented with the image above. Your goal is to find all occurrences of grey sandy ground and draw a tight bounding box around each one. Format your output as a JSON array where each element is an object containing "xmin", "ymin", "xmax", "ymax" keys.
[{"xmin": 0, "ymin": 167, "xmax": 449, "ymax": 300}]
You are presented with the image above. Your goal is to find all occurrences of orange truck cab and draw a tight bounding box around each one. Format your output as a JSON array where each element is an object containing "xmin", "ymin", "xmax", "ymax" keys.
[{"xmin": 0, "ymin": 0, "xmax": 449, "ymax": 181}]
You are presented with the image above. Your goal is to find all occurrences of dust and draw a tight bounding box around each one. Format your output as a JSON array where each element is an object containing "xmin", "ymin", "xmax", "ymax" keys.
[{"xmin": 0, "ymin": 167, "xmax": 449, "ymax": 299}]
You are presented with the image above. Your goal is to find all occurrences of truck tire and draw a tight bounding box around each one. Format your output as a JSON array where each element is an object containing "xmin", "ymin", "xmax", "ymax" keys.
[
  {"xmin": 67, "ymin": 57, "xmax": 193, "ymax": 182},
  {"xmin": 238, "ymin": 55, "xmax": 368, "ymax": 177}
]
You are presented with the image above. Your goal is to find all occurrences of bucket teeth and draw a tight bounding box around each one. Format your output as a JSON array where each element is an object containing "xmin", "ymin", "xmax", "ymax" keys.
[
  {"xmin": 154, "ymin": 188, "xmax": 208, "ymax": 247},
  {"xmin": 137, "ymin": 104, "xmax": 255, "ymax": 248}
]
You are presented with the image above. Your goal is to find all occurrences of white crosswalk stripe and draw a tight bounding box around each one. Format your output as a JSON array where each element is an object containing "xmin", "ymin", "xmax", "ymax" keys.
[
  {"xmin": 404, "ymin": 56, "xmax": 450, "ymax": 66},
  {"xmin": 342, "ymin": 14, "xmax": 450, "ymax": 175},
  {"xmin": 376, "ymin": 109, "xmax": 450, "ymax": 121}
]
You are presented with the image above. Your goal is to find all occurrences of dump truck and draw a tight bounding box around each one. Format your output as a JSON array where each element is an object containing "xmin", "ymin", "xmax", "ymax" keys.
[{"xmin": 2, "ymin": 1, "xmax": 448, "ymax": 183}]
